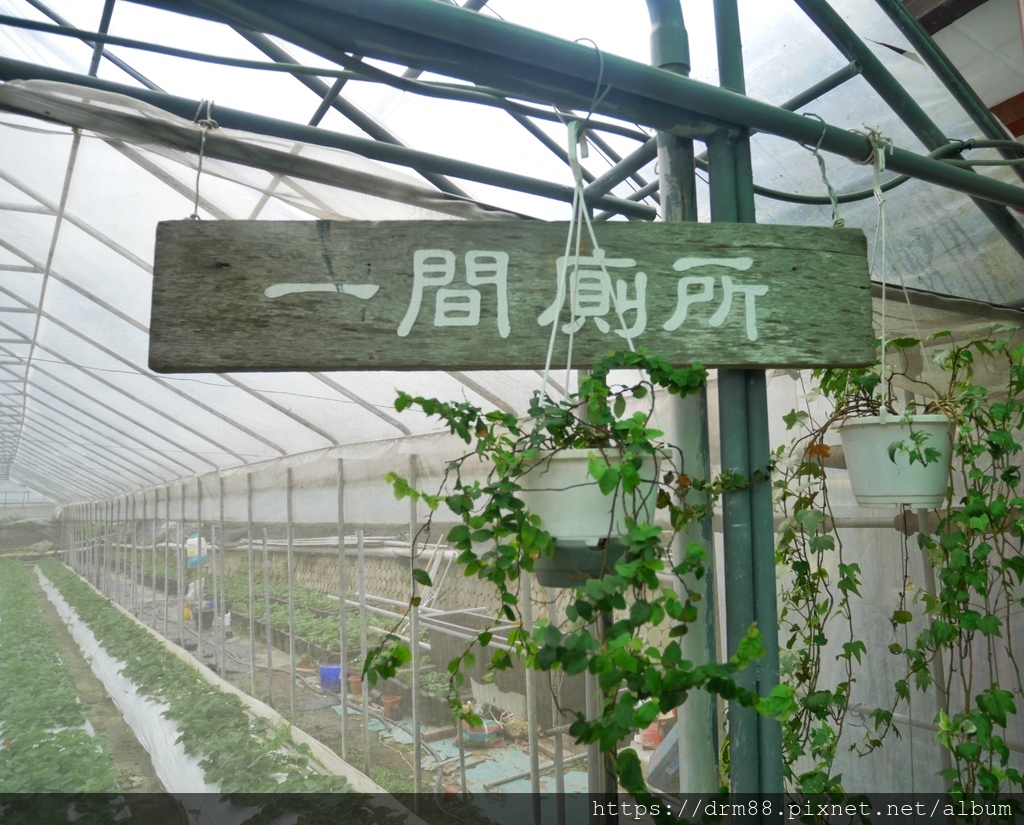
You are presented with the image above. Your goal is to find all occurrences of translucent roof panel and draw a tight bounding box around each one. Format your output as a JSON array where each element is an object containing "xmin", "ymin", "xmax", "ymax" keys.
[{"xmin": 0, "ymin": 0, "xmax": 1021, "ymax": 504}]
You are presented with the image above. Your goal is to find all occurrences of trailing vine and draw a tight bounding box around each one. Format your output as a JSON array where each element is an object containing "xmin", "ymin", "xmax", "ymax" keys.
[
  {"xmin": 366, "ymin": 349, "xmax": 765, "ymax": 795},
  {"xmin": 773, "ymin": 326, "xmax": 1024, "ymax": 797}
]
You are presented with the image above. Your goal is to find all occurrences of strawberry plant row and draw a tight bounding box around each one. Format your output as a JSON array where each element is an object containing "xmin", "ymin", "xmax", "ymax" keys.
[
  {"xmin": 37, "ymin": 558, "xmax": 364, "ymax": 795},
  {"xmin": 0, "ymin": 559, "xmax": 121, "ymax": 793}
]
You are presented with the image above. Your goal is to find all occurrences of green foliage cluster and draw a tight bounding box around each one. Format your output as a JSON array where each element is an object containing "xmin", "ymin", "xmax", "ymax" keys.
[
  {"xmin": 0, "ymin": 559, "xmax": 120, "ymax": 792},
  {"xmin": 218, "ymin": 574, "xmax": 390, "ymax": 657},
  {"xmin": 368, "ymin": 349, "xmax": 767, "ymax": 795},
  {"xmin": 773, "ymin": 327, "xmax": 1024, "ymax": 796}
]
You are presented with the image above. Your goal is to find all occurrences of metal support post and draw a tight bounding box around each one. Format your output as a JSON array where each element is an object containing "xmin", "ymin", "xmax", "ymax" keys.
[
  {"xmin": 648, "ymin": 0, "xmax": 721, "ymax": 794},
  {"xmin": 163, "ymin": 487, "xmax": 170, "ymax": 638},
  {"xmin": 197, "ymin": 479, "xmax": 204, "ymax": 662},
  {"xmin": 179, "ymin": 485, "xmax": 186, "ymax": 648},
  {"xmin": 407, "ymin": 454, "xmax": 423, "ymax": 801},
  {"xmin": 218, "ymin": 475, "xmax": 227, "ymax": 674},
  {"xmin": 358, "ymin": 529, "xmax": 371, "ymax": 776},
  {"xmin": 337, "ymin": 459, "xmax": 349, "ymax": 760},
  {"xmin": 262, "ymin": 527, "xmax": 274, "ymax": 707},
  {"xmin": 247, "ymin": 473, "xmax": 257, "ymax": 696},
  {"xmin": 521, "ymin": 572, "xmax": 542, "ymax": 824},
  {"xmin": 711, "ymin": 0, "xmax": 783, "ymax": 799},
  {"xmin": 286, "ymin": 468, "xmax": 297, "ymax": 722}
]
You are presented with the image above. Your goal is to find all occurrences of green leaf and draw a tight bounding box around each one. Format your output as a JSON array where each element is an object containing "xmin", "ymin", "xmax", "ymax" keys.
[
  {"xmin": 978, "ymin": 614, "xmax": 1003, "ymax": 637},
  {"xmin": 411, "ymin": 569, "xmax": 432, "ymax": 587}
]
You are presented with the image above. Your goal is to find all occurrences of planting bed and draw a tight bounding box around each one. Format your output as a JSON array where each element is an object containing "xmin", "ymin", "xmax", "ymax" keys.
[
  {"xmin": 0, "ymin": 559, "xmax": 120, "ymax": 792},
  {"xmin": 23, "ymin": 559, "xmax": 425, "ymax": 825}
]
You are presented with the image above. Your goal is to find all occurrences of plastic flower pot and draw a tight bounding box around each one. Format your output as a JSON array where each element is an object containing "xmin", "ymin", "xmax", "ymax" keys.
[
  {"xmin": 348, "ymin": 673, "xmax": 363, "ymax": 695},
  {"xmin": 838, "ymin": 414, "xmax": 952, "ymax": 508},
  {"xmin": 517, "ymin": 448, "xmax": 663, "ymax": 587},
  {"xmin": 381, "ymin": 695, "xmax": 401, "ymax": 719}
]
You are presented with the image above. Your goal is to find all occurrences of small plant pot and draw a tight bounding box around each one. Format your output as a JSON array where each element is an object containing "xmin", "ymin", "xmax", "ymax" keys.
[
  {"xmin": 194, "ymin": 608, "xmax": 214, "ymax": 630},
  {"xmin": 533, "ymin": 540, "xmax": 625, "ymax": 588},
  {"xmin": 348, "ymin": 674, "xmax": 363, "ymax": 696},
  {"xmin": 517, "ymin": 449, "xmax": 662, "ymax": 587},
  {"xmin": 381, "ymin": 695, "xmax": 401, "ymax": 719},
  {"xmin": 838, "ymin": 414, "xmax": 952, "ymax": 508}
]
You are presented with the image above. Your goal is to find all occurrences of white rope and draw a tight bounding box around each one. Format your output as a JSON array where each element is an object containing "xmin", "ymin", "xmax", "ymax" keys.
[
  {"xmin": 802, "ymin": 113, "xmax": 844, "ymax": 228},
  {"xmin": 539, "ymin": 118, "xmax": 663, "ymax": 435},
  {"xmin": 862, "ymin": 127, "xmax": 892, "ymax": 422},
  {"xmin": 856, "ymin": 126, "xmax": 937, "ymax": 413},
  {"xmin": 190, "ymin": 99, "xmax": 218, "ymax": 220}
]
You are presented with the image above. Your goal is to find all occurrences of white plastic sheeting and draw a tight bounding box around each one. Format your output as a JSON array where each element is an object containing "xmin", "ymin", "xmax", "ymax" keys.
[
  {"xmin": 0, "ymin": 0, "xmax": 1020, "ymax": 507},
  {"xmin": 36, "ymin": 566, "xmax": 218, "ymax": 793}
]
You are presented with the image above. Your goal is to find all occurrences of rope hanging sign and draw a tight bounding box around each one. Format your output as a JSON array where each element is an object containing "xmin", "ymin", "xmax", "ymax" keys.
[{"xmin": 149, "ymin": 218, "xmax": 874, "ymax": 373}]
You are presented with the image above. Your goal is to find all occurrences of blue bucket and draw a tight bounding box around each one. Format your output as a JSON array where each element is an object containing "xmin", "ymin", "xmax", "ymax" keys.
[{"xmin": 318, "ymin": 664, "xmax": 342, "ymax": 693}]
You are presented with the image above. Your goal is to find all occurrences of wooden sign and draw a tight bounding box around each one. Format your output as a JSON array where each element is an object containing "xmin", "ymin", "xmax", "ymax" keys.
[{"xmin": 149, "ymin": 220, "xmax": 873, "ymax": 372}]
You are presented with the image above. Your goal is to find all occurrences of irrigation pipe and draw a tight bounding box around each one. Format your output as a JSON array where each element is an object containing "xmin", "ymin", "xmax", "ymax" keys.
[{"xmin": 481, "ymin": 751, "xmax": 589, "ymax": 790}]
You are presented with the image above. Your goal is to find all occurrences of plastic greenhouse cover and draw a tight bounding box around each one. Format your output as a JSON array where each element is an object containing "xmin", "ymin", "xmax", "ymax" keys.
[{"xmin": 0, "ymin": 0, "xmax": 1022, "ymax": 505}]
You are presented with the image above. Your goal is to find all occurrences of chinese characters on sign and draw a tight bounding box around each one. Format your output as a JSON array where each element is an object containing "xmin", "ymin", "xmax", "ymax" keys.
[
  {"xmin": 151, "ymin": 219, "xmax": 873, "ymax": 372},
  {"xmin": 265, "ymin": 248, "xmax": 769, "ymax": 342}
]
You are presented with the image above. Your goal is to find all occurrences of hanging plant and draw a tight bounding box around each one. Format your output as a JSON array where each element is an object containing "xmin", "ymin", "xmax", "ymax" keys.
[
  {"xmin": 812, "ymin": 336, "xmax": 954, "ymax": 508},
  {"xmin": 364, "ymin": 348, "xmax": 767, "ymax": 794},
  {"xmin": 773, "ymin": 325, "xmax": 1024, "ymax": 798}
]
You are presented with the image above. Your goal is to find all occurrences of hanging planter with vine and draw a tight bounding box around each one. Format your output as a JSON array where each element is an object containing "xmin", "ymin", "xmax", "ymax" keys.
[
  {"xmin": 369, "ymin": 348, "xmax": 765, "ymax": 795},
  {"xmin": 814, "ymin": 337, "xmax": 954, "ymax": 509}
]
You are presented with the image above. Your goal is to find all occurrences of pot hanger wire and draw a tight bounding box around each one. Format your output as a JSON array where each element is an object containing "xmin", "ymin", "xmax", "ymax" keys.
[{"xmin": 855, "ymin": 125, "xmax": 936, "ymax": 420}]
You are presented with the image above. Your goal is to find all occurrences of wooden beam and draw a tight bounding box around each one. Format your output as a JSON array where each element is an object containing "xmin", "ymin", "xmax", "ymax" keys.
[
  {"xmin": 902, "ymin": 0, "xmax": 989, "ymax": 34},
  {"xmin": 992, "ymin": 90, "xmax": 1024, "ymax": 137},
  {"xmin": 150, "ymin": 220, "xmax": 874, "ymax": 373}
]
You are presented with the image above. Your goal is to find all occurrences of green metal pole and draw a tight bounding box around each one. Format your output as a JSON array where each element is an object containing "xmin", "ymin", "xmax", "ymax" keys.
[
  {"xmin": 712, "ymin": 0, "xmax": 783, "ymax": 799},
  {"xmin": 872, "ymin": 0, "xmax": 1024, "ymax": 183},
  {"xmin": 647, "ymin": 0, "xmax": 719, "ymax": 795},
  {"xmin": 0, "ymin": 57, "xmax": 655, "ymax": 221}
]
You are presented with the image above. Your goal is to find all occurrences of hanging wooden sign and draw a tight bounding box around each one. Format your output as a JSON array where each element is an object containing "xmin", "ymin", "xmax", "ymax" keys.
[{"xmin": 149, "ymin": 219, "xmax": 873, "ymax": 372}]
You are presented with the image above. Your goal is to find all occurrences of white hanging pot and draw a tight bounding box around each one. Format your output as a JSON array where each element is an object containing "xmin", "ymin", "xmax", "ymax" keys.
[
  {"xmin": 517, "ymin": 448, "xmax": 663, "ymax": 587},
  {"xmin": 837, "ymin": 414, "xmax": 952, "ymax": 508}
]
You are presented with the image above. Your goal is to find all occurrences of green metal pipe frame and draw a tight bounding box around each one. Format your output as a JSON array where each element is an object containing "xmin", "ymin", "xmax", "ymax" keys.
[
  {"xmin": 648, "ymin": 0, "xmax": 720, "ymax": 795},
  {"xmin": 871, "ymin": 0, "xmax": 1024, "ymax": 184},
  {"xmin": 138, "ymin": 0, "xmax": 1024, "ymax": 212},
  {"xmin": 7, "ymin": 1, "xmax": 1024, "ymax": 215},
  {"xmin": 791, "ymin": 0, "xmax": 1024, "ymax": 259},
  {"xmin": 711, "ymin": 0, "xmax": 784, "ymax": 799},
  {"xmin": 234, "ymin": 28, "xmax": 471, "ymax": 199},
  {"xmin": 0, "ymin": 57, "xmax": 656, "ymax": 221}
]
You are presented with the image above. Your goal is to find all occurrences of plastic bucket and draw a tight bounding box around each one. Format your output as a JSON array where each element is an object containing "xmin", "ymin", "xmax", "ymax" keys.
[{"xmin": 318, "ymin": 664, "xmax": 342, "ymax": 693}]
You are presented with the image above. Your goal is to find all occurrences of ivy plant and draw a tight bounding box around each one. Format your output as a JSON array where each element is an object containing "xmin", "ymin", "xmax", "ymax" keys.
[
  {"xmin": 773, "ymin": 325, "xmax": 1024, "ymax": 798},
  {"xmin": 365, "ymin": 349, "xmax": 767, "ymax": 795}
]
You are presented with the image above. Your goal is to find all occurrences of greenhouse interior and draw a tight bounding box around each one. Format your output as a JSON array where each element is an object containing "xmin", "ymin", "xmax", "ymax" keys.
[{"xmin": 2, "ymin": 0, "xmax": 1024, "ymax": 822}]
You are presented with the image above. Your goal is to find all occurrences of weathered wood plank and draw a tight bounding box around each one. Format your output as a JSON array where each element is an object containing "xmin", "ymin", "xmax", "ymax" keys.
[{"xmin": 149, "ymin": 220, "xmax": 873, "ymax": 372}]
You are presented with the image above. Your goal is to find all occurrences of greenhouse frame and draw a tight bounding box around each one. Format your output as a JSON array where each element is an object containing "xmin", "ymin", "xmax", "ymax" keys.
[{"xmin": 1, "ymin": 0, "xmax": 1024, "ymax": 821}]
